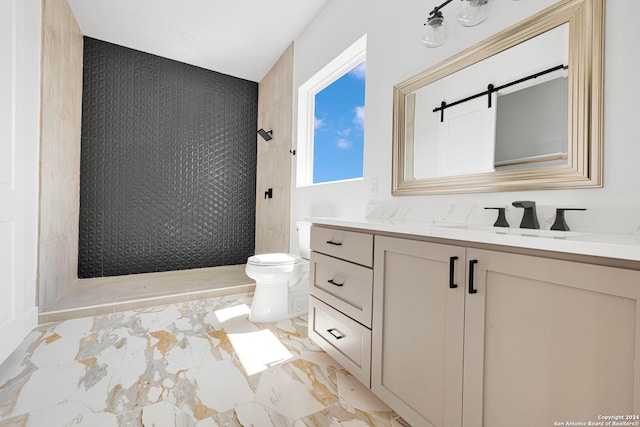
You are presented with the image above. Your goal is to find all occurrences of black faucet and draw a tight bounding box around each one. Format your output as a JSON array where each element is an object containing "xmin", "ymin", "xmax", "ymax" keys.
[
  {"xmin": 484, "ymin": 207, "xmax": 510, "ymax": 227},
  {"xmin": 512, "ymin": 201, "xmax": 540, "ymax": 229},
  {"xmin": 551, "ymin": 208, "xmax": 587, "ymax": 231}
]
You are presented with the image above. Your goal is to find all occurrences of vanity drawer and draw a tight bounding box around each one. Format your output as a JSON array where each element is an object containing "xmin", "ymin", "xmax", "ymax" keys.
[
  {"xmin": 309, "ymin": 296, "xmax": 371, "ymax": 387},
  {"xmin": 311, "ymin": 226, "xmax": 373, "ymax": 267},
  {"xmin": 310, "ymin": 252, "xmax": 373, "ymax": 327}
]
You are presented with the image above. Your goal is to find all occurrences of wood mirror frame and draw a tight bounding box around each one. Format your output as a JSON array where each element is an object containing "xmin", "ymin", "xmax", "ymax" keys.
[{"xmin": 392, "ymin": 0, "xmax": 604, "ymax": 195}]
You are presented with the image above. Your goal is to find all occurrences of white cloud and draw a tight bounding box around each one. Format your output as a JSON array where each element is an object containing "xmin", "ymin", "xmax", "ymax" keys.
[
  {"xmin": 337, "ymin": 128, "xmax": 352, "ymax": 137},
  {"xmin": 349, "ymin": 62, "xmax": 366, "ymax": 80},
  {"xmin": 353, "ymin": 106, "xmax": 365, "ymax": 128},
  {"xmin": 336, "ymin": 138, "xmax": 352, "ymax": 149},
  {"xmin": 314, "ymin": 117, "xmax": 324, "ymax": 130}
]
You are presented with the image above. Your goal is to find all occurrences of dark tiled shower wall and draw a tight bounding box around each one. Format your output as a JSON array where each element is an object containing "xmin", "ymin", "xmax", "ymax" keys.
[{"xmin": 78, "ymin": 37, "xmax": 258, "ymax": 278}]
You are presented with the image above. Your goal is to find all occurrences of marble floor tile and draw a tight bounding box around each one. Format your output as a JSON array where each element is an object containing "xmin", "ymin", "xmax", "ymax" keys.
[
  {"xmin": 294, "ymin": 402, "xmax": 405, "ymax": 427},
  {"xmin": 0, "ymin": 401, "xmax": 115, "ymax": 427},
  {"xmin": 0, "ymin": 292, "xmax": 405, "ymax": 427},
  {"xmin": 172, "ymin": 358, "xmax": 255, "ymax": 418},
  {"xmin": 252, "ymin": 358, "xmax": 339, "ymax": 421},
  {"xmin": 336, "ymin": 370, "xmax": 394, "ymax": 416}
]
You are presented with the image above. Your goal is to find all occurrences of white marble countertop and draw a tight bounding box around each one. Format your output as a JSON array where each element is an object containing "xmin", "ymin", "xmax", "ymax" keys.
[{"xmin": 308, "ymin": 216, "xmax": 640, "ymax": 262}]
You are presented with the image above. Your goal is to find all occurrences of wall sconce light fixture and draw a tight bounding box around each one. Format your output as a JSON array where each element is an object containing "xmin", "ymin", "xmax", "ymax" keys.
[
  {"xmin": 257, "ymin": 128, "xmax": 273, "ymax": 141},
  {"xmin": 421, "ymin": 0, "xmax": 491, "ymax": 48}
]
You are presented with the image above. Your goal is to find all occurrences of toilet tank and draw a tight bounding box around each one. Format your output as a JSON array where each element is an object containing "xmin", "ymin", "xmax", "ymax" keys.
[{"xmin": 297, "ymin": 221, "xmax": 311, "ymax": 260}]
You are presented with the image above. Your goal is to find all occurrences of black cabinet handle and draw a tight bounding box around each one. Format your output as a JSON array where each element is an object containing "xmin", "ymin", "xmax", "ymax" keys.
[
  {"xmin": 328, "ymin": 279, "xmax": 344, "ymax": 287},
  {"xmin": 468, "ymin": 260, "xmax": 478, "ymax": 294},
  {"xmin": 449, "ymin": 256, "xmax": 458, "ymax": 289},
  {"xmin": 326, "ymin": 240, "xmax": 342, "ymax": 246},
  {"xmin": 327, "ymin": 328, "xmax": 344, "ymax": 340}
]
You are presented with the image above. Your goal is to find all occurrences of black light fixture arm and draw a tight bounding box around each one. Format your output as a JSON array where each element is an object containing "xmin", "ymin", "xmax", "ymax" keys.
[
  {"xmin": 428, "ymin": 0, "xmax": 454, "ymax": 18},
  {"xmin": 433, "ymin": 64, "xmax": 568, "ymax": 122}
]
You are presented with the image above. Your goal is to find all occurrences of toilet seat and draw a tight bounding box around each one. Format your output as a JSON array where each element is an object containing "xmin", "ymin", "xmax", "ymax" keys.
[{"xmin": 247, "ymin": 253, "xmax": 301, "ymax": 266}]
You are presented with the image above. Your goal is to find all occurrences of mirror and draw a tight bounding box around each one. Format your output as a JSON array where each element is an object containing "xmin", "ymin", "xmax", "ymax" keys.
[{"xmin": 392, "ymin": 0, "xmax": 604, "ymax": 195}]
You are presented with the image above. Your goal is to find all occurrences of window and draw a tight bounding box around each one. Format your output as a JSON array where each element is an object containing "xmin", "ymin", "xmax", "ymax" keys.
[{"xmin": 297, "ymin": 35, "xmax": 366, "ymax": 186}]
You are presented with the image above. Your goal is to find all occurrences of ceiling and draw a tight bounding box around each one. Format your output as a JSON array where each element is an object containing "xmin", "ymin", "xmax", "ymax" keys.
[{"xmin": 67, "ymin": 0, "xmax": 329, "ymax": 82}]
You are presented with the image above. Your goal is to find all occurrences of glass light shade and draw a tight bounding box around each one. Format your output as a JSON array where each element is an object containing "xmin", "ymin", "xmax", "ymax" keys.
[
  {"xmin": 421, "ymin": 15, "xmax": 448, "ymax": 48},
  {"xmin": 457, "ymin": 0, "xmax": 491, "ymax": 27}
]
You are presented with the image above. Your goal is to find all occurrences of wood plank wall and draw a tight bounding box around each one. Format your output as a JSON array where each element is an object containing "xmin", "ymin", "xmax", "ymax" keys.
[
  {"xmin": 255, "ymin": 44, "xmax": 294, "ymax": 254},
  {"xmin": 38, "ymin": 0, "xmax": 83, "ymax": 308}
]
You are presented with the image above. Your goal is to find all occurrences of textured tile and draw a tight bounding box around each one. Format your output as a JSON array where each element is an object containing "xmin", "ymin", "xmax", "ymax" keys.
[{"xmin": 79, "ymin": 37, "xmax": 257, "ymax": 278}]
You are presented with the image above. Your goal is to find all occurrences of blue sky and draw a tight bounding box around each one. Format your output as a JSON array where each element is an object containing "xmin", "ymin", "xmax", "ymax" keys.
[{"xmin": 313, "ymin": 61, "xmax": 366, "ymax": 184}]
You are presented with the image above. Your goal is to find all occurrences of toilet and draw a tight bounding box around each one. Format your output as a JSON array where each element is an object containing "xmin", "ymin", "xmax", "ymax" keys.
[{"xmin": 246, "ymin": 221, "xmax": 311, "ymax": 322}]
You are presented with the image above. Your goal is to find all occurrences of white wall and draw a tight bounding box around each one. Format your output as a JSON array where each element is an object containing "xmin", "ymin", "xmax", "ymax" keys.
[
  {"xmin": 290, "ymin": 0, "xmax": 640, "ymax": 250},
  {"xmin": 0, "ymin": 0, "xmax": 41, "ymax": 363}
]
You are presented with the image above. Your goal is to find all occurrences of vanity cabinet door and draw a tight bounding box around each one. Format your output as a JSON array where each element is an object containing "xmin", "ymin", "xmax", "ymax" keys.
[
  {"xmin": 463, "ymin": 248, "xmax": 640, "ymax": 427},
  {"xmin": 372, "ymin": 236, "xmax": 466, "ymax": 427}
]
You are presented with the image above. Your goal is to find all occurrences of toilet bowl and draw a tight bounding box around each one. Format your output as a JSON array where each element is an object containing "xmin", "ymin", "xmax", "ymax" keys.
[{"xmin": 246, "ymin": 222, "xmax": 311, "ymax": 323}]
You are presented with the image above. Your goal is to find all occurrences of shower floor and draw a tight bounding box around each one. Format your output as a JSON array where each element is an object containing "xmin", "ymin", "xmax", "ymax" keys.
[{"xmin": 38, "ymin": 264, "xmax": 255, "ymax": 324}]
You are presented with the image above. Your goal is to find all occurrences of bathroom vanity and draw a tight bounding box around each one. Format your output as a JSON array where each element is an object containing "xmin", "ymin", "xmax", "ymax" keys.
[
  {"xmin": 308, "ymin": 219, "xmax": 640, "ymax": 427},
  {"xmin": 305, "ymin": 1, "xmax": 613, "ymax": 424}
]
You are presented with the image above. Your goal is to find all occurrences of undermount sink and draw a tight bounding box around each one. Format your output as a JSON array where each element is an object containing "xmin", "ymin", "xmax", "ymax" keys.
[{"xmin": 434, "ymin": 224, "xmax": 584, "ymax": 238}]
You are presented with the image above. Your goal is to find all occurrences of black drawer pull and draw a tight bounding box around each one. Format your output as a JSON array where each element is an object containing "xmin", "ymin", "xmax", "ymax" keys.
[
  {"xmin": 326, "ymin": 240, "xmax": 342, "ymax": 246},
  {"xmin": 468, "ymin": 260, "xmax": 478, "ymax": 294},
  {"xmin": 327, "ymin": 328, "xmax": 344, "ymax": 340},
  {"xmin": 328, "ymin": 279, "xmax": 344, "ymax": 287},
  {"xmin": 449, "ymin": 256, "xmax": 458, "ymax": 289}
]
